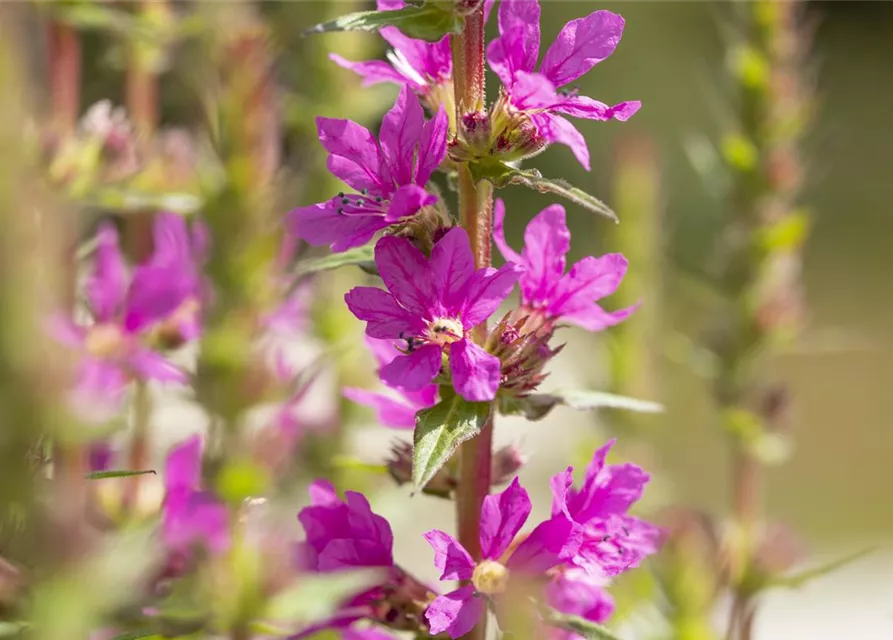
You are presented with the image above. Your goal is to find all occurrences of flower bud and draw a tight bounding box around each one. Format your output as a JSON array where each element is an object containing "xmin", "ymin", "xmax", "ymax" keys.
[
  {"xmin": 491, "ymin": 444, "xmax": 527, "ymax": 485},
  {"xmin": 453, "ymin": 0, "xmax": 485, "ymax": 16},
  {"xmin": 386, "ymin": 441, "xmax": 455, "ymax": 498}
]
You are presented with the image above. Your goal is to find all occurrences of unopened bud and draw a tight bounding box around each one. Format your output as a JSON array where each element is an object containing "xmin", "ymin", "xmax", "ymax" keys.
[
  {"xmin": 453, "ymin": 0, "xmax": 485, "ymax": 16},
  {"xmin": 491, "ymin": 444, "xmax": 527, "ymax": 485}
]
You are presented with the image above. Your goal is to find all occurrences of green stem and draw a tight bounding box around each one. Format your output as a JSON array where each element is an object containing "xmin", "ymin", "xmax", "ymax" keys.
[
  {"xmin": 123, "ymin": 380, "xmax": 151, "ymax": 514},
  {"xmin": 452, "ymin": 6, "xmax": 492, "ymax": 640}
]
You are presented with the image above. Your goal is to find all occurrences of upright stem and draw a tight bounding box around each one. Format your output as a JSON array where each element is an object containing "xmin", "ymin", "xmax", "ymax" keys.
[
  {"xmin": 46, "ymin": 20, "xmax": 80, "ymax": 135},
  {"xmin": 452, "ymin": 6, "xmax": 492, "ymax": 640},
  {"xmin": 123, "ymin": 381, "xmax": 151, "ymax": 513}
]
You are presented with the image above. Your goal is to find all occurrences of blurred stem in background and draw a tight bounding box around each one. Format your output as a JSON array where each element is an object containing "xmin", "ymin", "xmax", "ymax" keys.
[
  {"xmin": 606, "ymin": 135, "xmax": 663, "ymax": 437},
  {"xmin": 709, "ymin": 2, "xmax": 814, "ymax": 639}
]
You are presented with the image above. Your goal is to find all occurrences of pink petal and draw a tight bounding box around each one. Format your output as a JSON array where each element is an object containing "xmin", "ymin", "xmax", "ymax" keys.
[
  {"xmin": 449, "ymin": 339, "xmax": 501, "ymax": 402},
  {"xmin": 479, "ymin": 476, "xmax": 531, "ymax": 560},
  {"xmin": 493, "ymin": 199, "xmax": 521, "ymax": 264},
  {"xmin": 487, "ymin": 0, "xmax": 541, "ymax": 85},
  {"xmin": 380, "ymin": 86, "xmax": 425, "ymax": 185},
  {"xmin": 559, "ymin": 302, "xmax": 637, "ymax": 332},
  {"xmin": 288, "ymin": 200, "xmax": 388, "ymax": 252},
  {"xmin": 374, "ymin": 235, "xmax": 436, "ymax": 316},
  {"xmin": 415, "ymin": 106, "xmax": 449, "ymax": 186},
  {"xmin": 329, "ymin": 53, "xmax": 410, "ymax": 88},
  {"xmin": 508, "ymin": 70, "xmax": 560, "ymax": 111},
  {"xmin": 128, "ymin": 348, "xmax": 188, "ymax": 383},
  {"xmin": 506, "ymin": 514, "xmax": 580, "ymax": 574},
  {"xmin": 460, "ymin": 262, "xmax": 521, "ymax": 329},
  {"xmin": 545, "ymin": 569, "xmax": 615, "ymax": 623},
  {"xmin": 379, "ymin": 29, "xmax": 452, "ymax": 86},
  {"xmin": 46, "ymin": 313, "xmax": 86, "ymax": 347},
  {"xmin": 70, "ymin": 358, "xmax": 127, "ymax": 422},
  {"xmin": 86, "ymin": 223, "xmax": 128, "ymax": 323},
  {"xmin": 550, "ymin": 466, "xmax": 575, "ymax": 518},
  {"xmin": 163, "ymin": 490, "xmax": 230, "ymax": 554},
  {"xmin": 344, "ymin": 286, "xmax": 427, "ymax": 339},
  {"xmin": 150, "ymin": 213, "xmax": 193, "ymax": 267},
  {"xmin": 423, "ymin": 529, "xmax": 476, "ymax": 580},
  {"xmin": 316, "ymin": 117, "xmax": 384, "ymax": 192},
  {"xmin": 343, "ymin": 387, "xmax": 418, "ymax": 429},
  {"xmin": 535, "ymin": 113, "xmax": 591, "ymax": 171},
  {"xmin": 308, "ymin": 479, "xmax": 340, "ymax": 506},
  {"xmin": 520, "ymin": 204, "xmax": 570, "ymax": 304},
  {"xmin": 429, "ymin": 227, "xmax": 474, "ymax": 314},
  {"xmin": 425, "ymin": 586, "xmax": 484, "ymax": 638},
  {"xmin": 549, "ymin": 253, "xmax": 630, "ymax": 320},
  {"xmin": 384, "ymin": 184, "xmax": 437, "ymax": 223},
  {"xmin": 125, "ymin": 264, "xmax": 194, "ymax": 333},
  {"xmin": 540, "ymin": 10, "xmax": 625, "ymax": 87},
  {"xmin": 345, "ymin": 491, "xmax": 394, "ymax": 550},
  {"xmin": 165, "ymin": 434, "xmax": 202, "ymax": 492},
  {"xmin": 365, "ymin": 335, "xmax": 401, "ymax": 368},
  {"xmin": 379, "ymin": 344, "xmax": 442, "ymax": 392},
  {"xmin": 552, "ymin": 95, "xmax": 641, "ymax": 122}
]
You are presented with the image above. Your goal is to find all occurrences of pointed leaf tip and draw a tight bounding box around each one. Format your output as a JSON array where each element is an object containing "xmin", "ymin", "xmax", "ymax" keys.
[
  {"xmin": 302, "ymin": 4, "xmax": 463, "ymax": 42},
  {"xmin": 86, "ymin": 469, "xmax": 157, "ymax": 480},
  {"xmin": 412, "ymin": 387, "xmax": 491, "ymax": 489}
]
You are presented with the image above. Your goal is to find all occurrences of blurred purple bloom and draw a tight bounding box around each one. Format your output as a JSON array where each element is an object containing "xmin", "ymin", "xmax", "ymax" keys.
[
  {"xmin": 288, "ymin": 87, "xmax": 447, "ymax": 252},
  {"xmin": 550, "ymin": 440, "xmax": 661, "ymax": 577},
  {"xmin": 486, "ymin": 0, "xmax": 639, "ymax": 169},
  {"xmin": 545, "ymin": 569, "xmax": 615, "ymax": 640},
  {"xmin": 162, "ymin": 435, "xmax": 229, "ymax": 554},
  {"xmin": 424, "ymin": 477, "xmax": 580, "ymax": 638},
  {"xmin": 50, "ymin": 219, "xmax": 197, "ymax": 421},
  {"xmin": 494, "ymin": 200, "xmax": 636, "ymax": 332},
  {"xmin": 344, "ymin": 336, "xmax": 438, "ymax": 429},
  {"xmin": 298, "ymin": 480, "xmax": 394, "ymax": 572},
  {"xmin": 345, "ymin": 228, "xmax": 520, "ymax": 402}
]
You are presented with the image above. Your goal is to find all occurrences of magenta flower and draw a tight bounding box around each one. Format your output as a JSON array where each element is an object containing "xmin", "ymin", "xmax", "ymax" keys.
[
  {"xmin": 424, "ymin": 478, "xmax": 580, "ymax": 638},
  {"xmin": 486, "ymin": 0, "xmax": 639, "ymax": 169},
  {"xmin": 494, "ymin": 200, "xmax": 636, "ymax": 332},
  {"xmin": 550, "ymin": 440, "xmax": 661, "ymax": 578},
  {"xmin": 545, "ymin": 569, "xmax": 614, "ymax": 640},
  {"xmin": 288, "ymin": 86, "xmax": 447, "ymax": 252},
  {"xmin": 50, "ymin": 221, "xmax": 193, "ymax": 421},
  {"xmin": 331, "ymin": 1, "xmax": 452, "ymax": 99},
  {"xmin": 345, "ymin": 228, "xmax": 520, "ymax": 402},
  {"xmin": 298, "ymin": 480, "xmax": 394, "ymax": 572},
  {"xmin": 344, "ymin": 337, "xmax": 438, "ymax": 429},
  {"xmin": 162, "ymin": 435, "xmax": 229, "ymax": 554}
]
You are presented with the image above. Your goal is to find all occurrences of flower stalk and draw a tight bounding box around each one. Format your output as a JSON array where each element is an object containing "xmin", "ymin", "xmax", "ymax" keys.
[{"xmin": 452, "ymin": 6, "xmax": 492, "ymax": 639}]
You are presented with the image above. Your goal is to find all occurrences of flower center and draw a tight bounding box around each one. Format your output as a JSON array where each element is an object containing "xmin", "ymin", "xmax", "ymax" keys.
[
  {"xmin": 85, "ymin": 323, "xmax": 125, "ymax": 358},
  {"xmin": 332, "ymin": 190, "xmax": 389, "ymax": 218},
  {"xmin": 472, "ymin": 560, "xmax": 509, "ymax": 595},
  {"xmin": 425, "ymin": 317, "xmax": 463, "ymax": 346}
]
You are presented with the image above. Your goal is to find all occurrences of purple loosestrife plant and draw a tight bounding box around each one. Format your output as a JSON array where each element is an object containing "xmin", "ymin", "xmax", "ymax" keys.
[
  {"xmin": 288, "ymin": 86, "xmax": 448, "ymax": 252},
  {"xmin": 345, "ymin": 227, "xmax": 520, "ymax": 402},
  {"xmin": 486, "ymin": 0, "xmax": 640, "ymax": 169}
]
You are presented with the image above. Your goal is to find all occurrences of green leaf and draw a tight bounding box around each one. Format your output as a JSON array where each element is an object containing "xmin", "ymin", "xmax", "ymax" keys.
[
  {"xmin": 264, "ymin": 570, "xmax": 383, "ymax": 624},
  {"xmin": 543, "ymin": 608, "xmax": 625, "ymax": 640},
  {"xmin": 468, "ymin": 160, "xmax": 617, "ymax": 222},
  {"xmin": 506, "ymin": 390, "xmax": 664, "ymax": 421},
  {"xmin": 293, "ymin": 244, "xmax": 376, "ymax": 279},
  {"xmin": 110, "ymin": 632, "xmax": 163, "ymax": 640},
  {"xmin": 303, "ymin": 3, "xmax": 462, "ymax": 42},
  {"xmin": 764, "ymin": 547, "xmax": 874, "ymax": 591},
  {"xmin": 413, "ymin": 387, "xmax": 491, "ymax": 488},
  {"xmin": 86, "ymin": 469, "xmax": 156, "ymax": 480}
]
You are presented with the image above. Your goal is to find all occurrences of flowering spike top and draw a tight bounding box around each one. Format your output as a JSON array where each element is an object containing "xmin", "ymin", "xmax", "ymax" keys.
[
  {"xmin": 550, "ymin": 439, "xmax": 661, "ymax": 577},
  {"xmin": 424, "ymin": 477, "xmax": 581, "ymax": 638},
  {"xmin": 486, "ymin": 0, "xmax": 640, "ymax": 169},
  {"xmin": 50, "ymin": 217, "xmax": 201, "ymax": 421},
  {"xmin": 288, "ymin": 86, "xmax": 448, "ymax": 252},
  {"xmin": 162, "ymin": 435, "xmax": 230, "ymax": 554},
  {"xmin": 494, "ymin": 200, "xmax": 636, "ymax": 332},
  {"xmin": 344, "ymin": 336, "xmax": 438, "ymax": 429},
  {"xmin": 298, "ymin": 480, "xmax": 394, "ymax": 572},
  {"xmin": 345, "ymin": 228, "xmax": 520, "ymax": 402}
]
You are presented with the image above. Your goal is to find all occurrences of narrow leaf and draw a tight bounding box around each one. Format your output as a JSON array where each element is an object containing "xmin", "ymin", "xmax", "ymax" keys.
[
  {"xmin": 86, "ymin": 469, "xmax": 156, "ymax": 480},
  {"xmin": 413, "ymin": 387, "xmax": 490, "ymax": 489},
  {"xmin": 508, "ymin": 390, "xmax": 663, "ymax": 421},
  {"xmin": 293, "ymin": 244, "xmax": 376, "ymax": 279},
  {"xmin": 110, "ymin": 633, "xmax": 162, "ymax": 640},
  {"xmin": 543, "ymin": 608, "xmax": 625, "ymax": 640},
  {"xmin": 766, "ymin": 547, "xmax": 874, "ymax": 591},
  {"xmin": 303, "ymin": 4, "xmax": 462, "ymax": 42},
  {"xmin": 468, "ymin": 160, "xmax": 617, "ymax": 221}
]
